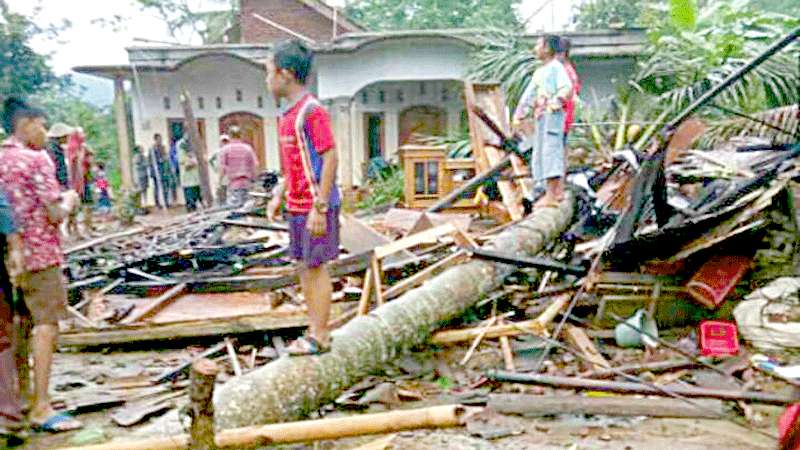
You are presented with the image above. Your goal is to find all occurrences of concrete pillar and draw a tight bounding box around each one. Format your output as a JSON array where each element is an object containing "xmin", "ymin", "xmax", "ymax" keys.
[
  {"xmin": 333, "ymin": 98, "xmax": 353, "ymax": 189},
  {"xmin": 113, "ymin": 76, "xmax": 133, "ymax": 190},
  {"xmin": 349, "ymin": 102, "xmax": 364, "ymax": 186},
  {"xmin": 385, "ymin": 110, "xmax": 400, "ymax": 162},
  {"xmin": 446, "ymin": 107, "xmax": 461, "ymax": 138}
]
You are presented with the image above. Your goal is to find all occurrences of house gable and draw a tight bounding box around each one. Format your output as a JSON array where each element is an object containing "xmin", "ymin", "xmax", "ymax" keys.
[{"xmin": 239, "ymin": 0, "xmax": 362, "ymax": 44}]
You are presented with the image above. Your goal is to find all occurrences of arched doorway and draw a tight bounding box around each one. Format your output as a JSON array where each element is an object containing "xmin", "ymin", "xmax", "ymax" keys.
[
  {"xmin": 219, "ymin": 112, "xmax": 265, "ymax": 169},
  {"xmin": 399, "ymin": 105, "xmax": 447, "ymax": 146}
]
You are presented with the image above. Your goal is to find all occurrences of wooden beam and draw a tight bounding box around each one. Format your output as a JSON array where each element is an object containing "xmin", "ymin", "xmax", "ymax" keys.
[
  {"xmin": 564, "ymin": 325, "xmax": 609, "ymax": 370},
  {"xmin": 487, "ymin": 372, "xmax": 800, "ymax": 405},
  {"xmin": 489, "ymin": 394, "xmax": 726, "ymax": 418},
  {"xmin": 383, "ymin": 251, "xmax": 468, "ymax": 300},
  {"xmin": 180, "ymin": 90, "xmax": 213, "ymax": 205},
  {"xmin": 373, "ymin": 224, "xmax": 456, "ymax": 259},
  {"xmin": 59, "ymin": 305, "xmax": 356, "ymax": 347},
  {"xmin": 122, "ymin": 283, "xmax": 187, "ymax": 324}
]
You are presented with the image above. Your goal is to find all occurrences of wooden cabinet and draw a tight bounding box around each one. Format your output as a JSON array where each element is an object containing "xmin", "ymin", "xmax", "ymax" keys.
[{"xmin": 398, "ymin": 145, "xmax": 476, "ymax": 210}]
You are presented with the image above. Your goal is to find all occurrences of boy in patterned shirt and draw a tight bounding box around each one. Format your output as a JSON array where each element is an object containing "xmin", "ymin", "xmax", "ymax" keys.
[
  {"xmin": 0, "ymin": 98, "xmax": 81, "ymax": 433},
  {"xmin": 266, "ymin": 40, "xmax": 340, "ymax": 355}
]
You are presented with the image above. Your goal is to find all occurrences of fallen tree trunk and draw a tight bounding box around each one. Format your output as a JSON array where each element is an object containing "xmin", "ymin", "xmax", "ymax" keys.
[
  {"xmin": 211, "ymin": 196, "xmax": 574, "ymax": 428},
  {"xmin": 59, "ymin": 405, "xmax": 470, "ymax": 450},
  {"xmin": 489, "ymin": 394, "xmax": 726, "ymax": 419},
  {"xmin": 488, "ymin": 371, "xmax": 798, "ymax": 405}
]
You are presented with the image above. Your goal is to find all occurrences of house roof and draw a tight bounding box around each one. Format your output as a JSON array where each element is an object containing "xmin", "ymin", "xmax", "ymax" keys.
[
  {"xmin": 73, "ymin": 28, "xmax": 646, "ymax": 78},
  {"xmin": 294, "ymin": 0, "xmax": 364, "ymax": 33}
]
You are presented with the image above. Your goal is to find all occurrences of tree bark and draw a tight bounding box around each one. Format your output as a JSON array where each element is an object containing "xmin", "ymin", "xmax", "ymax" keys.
[{"xmin": 212, "ymin": 195, "xmax": 574, "ymax": 428}]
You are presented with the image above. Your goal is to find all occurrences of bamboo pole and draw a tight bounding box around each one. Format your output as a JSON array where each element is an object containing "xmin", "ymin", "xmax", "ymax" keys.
[{"xmin": 57, "ymin": 405, "xmax": 470, "ymax": 450}]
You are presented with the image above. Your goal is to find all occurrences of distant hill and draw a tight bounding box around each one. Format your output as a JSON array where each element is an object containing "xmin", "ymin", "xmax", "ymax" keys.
[{"xmin": 68, "ymin": 72, "xmax": 114, "ymax": 107}]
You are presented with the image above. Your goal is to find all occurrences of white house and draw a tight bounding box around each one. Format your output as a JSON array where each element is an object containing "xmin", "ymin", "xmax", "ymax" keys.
[{"xmin": 75, "ymin": 0, "xmax": 646, "ymax": 196}]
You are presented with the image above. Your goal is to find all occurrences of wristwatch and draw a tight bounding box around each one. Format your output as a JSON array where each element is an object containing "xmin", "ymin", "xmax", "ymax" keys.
[{"xmin": 314, "ymin": 200, "xmax": 329, "ymax": 214}]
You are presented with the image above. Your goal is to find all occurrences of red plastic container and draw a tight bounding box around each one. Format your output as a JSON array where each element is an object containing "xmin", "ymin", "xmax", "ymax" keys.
[
  {"xmin": 686, "ymin": 255, "xmax": 751, "ymax": 309},
  {"xmin": 698, "ymin": 320, "xmax": 739, "ymax": 357}
]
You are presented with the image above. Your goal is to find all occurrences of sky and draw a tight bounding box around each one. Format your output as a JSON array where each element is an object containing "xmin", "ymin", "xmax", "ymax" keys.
[{"xmin": 6, "ymin": 0, "xmax": 575, "ymax": 104}]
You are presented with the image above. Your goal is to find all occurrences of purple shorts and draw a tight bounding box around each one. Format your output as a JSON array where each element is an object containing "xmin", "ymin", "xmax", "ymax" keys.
[{"xmin": 287, "ymin": 208, "xmax": 340, "ymax": 268}]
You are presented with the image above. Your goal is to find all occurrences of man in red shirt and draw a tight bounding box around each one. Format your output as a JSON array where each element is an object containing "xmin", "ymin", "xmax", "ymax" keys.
[
  {"xmin": 558, "ymin": 37, "xmax": 582, "ymax": 138},
  {"xmin": 219, "ymin": 126, "xmax": 257, "ymax": 207},
  {"xmin": 266, "ymin": 40, "xmax": 340, "ymax": 356},
  {"xmin": 0, "ymin": 97, "xmax": 81, "ymax": 433}
]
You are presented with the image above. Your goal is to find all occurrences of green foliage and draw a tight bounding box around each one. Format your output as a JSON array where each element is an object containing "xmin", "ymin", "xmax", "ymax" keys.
[
  {"xmin": 134, "ymin": 0, "xmax": 237, "ymax": 44},
  {"xmin": 572, "ymin": 0, "xmax": 644, "ymax": 30},
  {"xmin": 0, "ymin": 2, "xmax": 56, "ymax": 104},
  {"xmin": 33, "ymin": 83, "xmax": 120, "ymax": 189},
  {"xmin": 635, "ymin": 0, "xmax": 800, "ymax": 114},
  {"xmin": 344, "ymin": 0, "xmax": 523, "ymax": 31},
  {"xmin": 669, "ymin": 0, "xmax": 697, "ymax": 31},
  {"xmin": 356, "ymin": 166, "xmax": 404, "ymax": 210},
  {"xmin": 468, "ymin": 31, "xmax": 536, "ymax": 115}
]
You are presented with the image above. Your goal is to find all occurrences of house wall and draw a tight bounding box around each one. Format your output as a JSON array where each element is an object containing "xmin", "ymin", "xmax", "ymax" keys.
[
  {"xmin": 239, "ymin": 0, "xmax": 350, "ymax": 43},
  {"xmin": 129, "ymin": 54, "xmax": 280, "ymax": 195},
  {"xmin": 315, "ymin": 38, "xmax": 471, "ymax": 100}
]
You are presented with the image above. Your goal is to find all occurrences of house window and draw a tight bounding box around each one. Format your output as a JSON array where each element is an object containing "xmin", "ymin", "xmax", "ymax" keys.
[
  {"xmin": 361, "ymin": 91, "xmax": 368, "ymax": 104},
  {"xmin": 236, "ymin": 89, "xmax": 243, "ymax": 102},
  {"xmin": 257, "ymin": 96, "xmax": 264, "ymax": 108},
  {"xmin": 198, "ymin": 97, "xmax": 204, "ymax": 110},
  {"xmin": 397, "ymin": 90, "xmax": 404, "ymax": 102},
  {"xmin": 163, "ymin": 96, "xmax": 170, "ymax": 110},
  {"xmin": 216, "ymin": 97, "xmax": 222, "ymax": 109},
  {"xmin": 378, "ymin": 90, "xmax": 385, "ymax": 103},
  {"xmin": 420, "ymin": 82, "xmax": 426, "ymax": 96},
  {"xmin": 413, "ymin": 161, "xmax": 439, "ymax": 196},
  {"xmin": 441, "ymin": 88, "xmax": 449, "ymax": 102}
]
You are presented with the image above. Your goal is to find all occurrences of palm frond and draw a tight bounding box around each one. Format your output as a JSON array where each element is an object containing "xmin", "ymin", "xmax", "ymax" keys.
[{"xmin": 701, "ymin": 104, "xmax": 799, "ymax": 147}]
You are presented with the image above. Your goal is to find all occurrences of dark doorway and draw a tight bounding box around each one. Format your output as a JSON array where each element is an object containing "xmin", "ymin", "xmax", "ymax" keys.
[
  {"xmin": 167, "ymin": 118, "xmax": 206, "ymax": 148},
  {"xmin": 364, "ymin": 112, "xmax": 385, "ymax": 161}
]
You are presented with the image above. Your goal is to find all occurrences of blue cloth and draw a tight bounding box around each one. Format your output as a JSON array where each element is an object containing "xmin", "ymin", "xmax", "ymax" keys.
[
  {"xmin": 0, "ymin": 191, "xmax": 17, "ymax": 236},
  {"xmin": 302, "ymin": 121, "xmax": 341, "ymax": 209}
]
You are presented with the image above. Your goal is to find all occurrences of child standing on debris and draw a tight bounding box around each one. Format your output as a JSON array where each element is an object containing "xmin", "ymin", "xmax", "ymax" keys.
[
  {"xmin": 266, "ymin": 39, "xmax": 340, "ymax": 356},
  {"xmin": 513, "ymin": 34, "xmax": 572, "ymax": 208}
]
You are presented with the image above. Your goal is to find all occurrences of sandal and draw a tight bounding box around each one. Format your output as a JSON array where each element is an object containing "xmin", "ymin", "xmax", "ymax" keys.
[
  {"xmin": 285, "ymin": 337, "xmax": 331, "ymax": 356},
  {"xmin": 31, "ymin": 412, "xmax": 82, "ymax": 433}
]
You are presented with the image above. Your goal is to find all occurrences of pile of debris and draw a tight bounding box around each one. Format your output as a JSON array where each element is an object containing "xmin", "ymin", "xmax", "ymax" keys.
[{"xmin": 47, "ymin": 28, "xmax": 800, "ymax": 450}]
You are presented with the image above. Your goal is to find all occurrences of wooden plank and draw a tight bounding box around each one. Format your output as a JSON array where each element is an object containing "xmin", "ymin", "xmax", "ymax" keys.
[
  {"xmin": 464, "ymin": 82, "xmax": 526, "ymax": 220},
  {"xmin": 122, "ymin": 283, "xmax": 187, "ymax": 324},
  {"xmin": 564, "ymin": 325, "xmax": 610, "ymax": 370},
  {"xmin": 59, "ymin": 306, "xmax": 356, "ymax": 347},
  {"xmin": 373, "ymin": 224, "xmax": 456, "ymax": 259},
  {"xmin": 371, "ymin": 256, "xmax": 384, "ymax": 307},
  {"xmin": 340, "ymin": 215, "xmax": 415, "ymax": 266},
  {"xmin": 383, "ymin": 251, "xmax": 468, "ymax": 300},
  {"xmin": 358, "ymin": 267, "xmax": 373, "ymax": 316}
]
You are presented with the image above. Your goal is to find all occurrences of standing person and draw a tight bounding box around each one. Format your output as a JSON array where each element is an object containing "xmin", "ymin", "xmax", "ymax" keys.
[
  {"xmin": 148, "ymin": 133, "xmax": 170, "ymax": 209},
  {"xmin": 177, "ymin": 138, "xmax": 201, "ymax": 212},
  {"xmin": 0, "ymin": 97, "xmax": 82, "ymax": 433},
  {"xmin": 132, "ymin": 145, "xmax": 150, "ymax": 208},
  {"xmin": 210, "ymin": 134, "xmax": 230, "ymax": 206},
  {"xmin": 513, "ymin": 35, "xmax": 572, "ymax": 208},
  {"xmin": 0, "ymin": 189, "xmax": 24, "ymax": 440},
  {"xmin": 45, "ymin": 123, "xmax": 72, "ymax": 190},
  {"xmin": 557, "ymin": 37, "xmax": 582, "ymax": 142},
  {"xmin": 167, "ymin": 138, "xmax": 180, "ymax": 206},
  {"xmin": 219, "ymin": 126, "xmax": 257, "ymax": 208},
  {"xmin": 94, "ymin": 163, "xmax": 112, "ymax": 215},
  {"xmin": 266, "ymin": 40, "xmax": 340, "ymax": 355}
]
